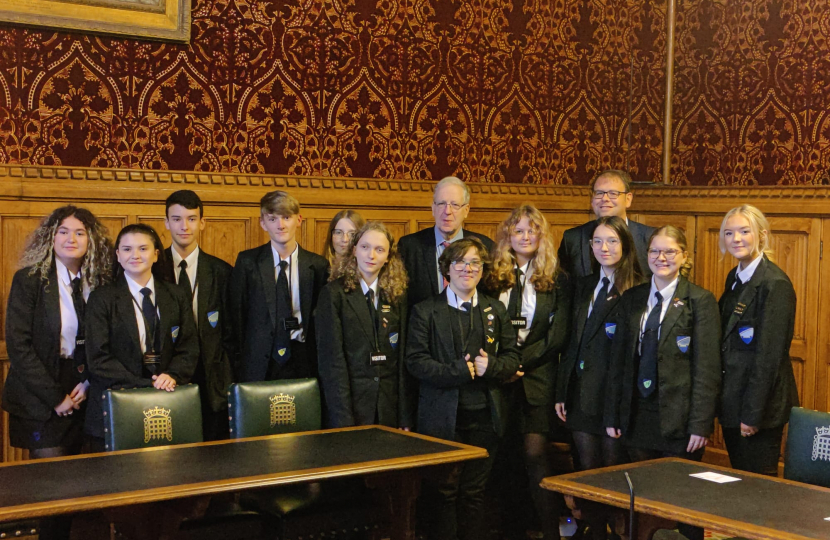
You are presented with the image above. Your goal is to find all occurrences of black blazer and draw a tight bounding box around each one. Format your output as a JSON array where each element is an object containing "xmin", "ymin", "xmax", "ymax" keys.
[
  {"xmin": 228, "ymin": 243, "xmax": 329, "ymax": 382},
  {"xmin": 2, "ymin": 264, "xmax": 86, "ymax": 422},
  {"xmin": 84, "ymin": 276, "xmax": 199, "ymax": 438},
  {"xmin": 398, "ymin": 227, "xmax": 495, "ymax": 309},
  {"xmin": 315, "ymin": 279, "xmax": 413, "ymax": 429},
  {"xmin": 163, "ymin": 248, "xmax": 234, "ymax": 413},
  {"xmin": 405, "ymin": 291, "xmax": 521, "ymax": 441},
  {"xmin": 485, "ymin": 273, "xmax": 572, "ymax": 407},
  {"xmin": 605, "ymin": 277, "xmax": 721, "ymax": 440},
  {"xmin": 556, "ymin": 273, "xmax": 625, "ymax": 417},
  {"xmin": 557, "ymin": 219, "xmax": 655, "ymax": 279},
  {"xmin": 719, "ymin": 257, "xmax": 798, "ymax": 429}
]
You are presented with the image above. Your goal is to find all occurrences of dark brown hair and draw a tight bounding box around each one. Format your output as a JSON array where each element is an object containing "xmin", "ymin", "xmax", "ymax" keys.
[
  {"xmin": 438, "ymin": 237, "xmax": 490, "ymax": 282},
  {"xmin": 589, "ymin": 216, "xmax": 645, "ymax": 293}
]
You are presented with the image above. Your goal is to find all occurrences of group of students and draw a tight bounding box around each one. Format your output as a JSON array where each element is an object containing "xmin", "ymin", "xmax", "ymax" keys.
[{"xmin": 2, "ymin": 171, "xmax": 799, "ymax": 540}]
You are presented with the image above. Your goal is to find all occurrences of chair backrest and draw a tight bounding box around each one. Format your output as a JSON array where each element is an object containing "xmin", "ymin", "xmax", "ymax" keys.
[
  {"xmin": 227, "ymin": 378, "xmax": 321, "ymax": 439},
  {"xmin": 103, "ymin": 385, "xmax": 203, "ymax": 451},
  {"xmin": 784, "ymin": 407, "xmax": 830, "ymax": 488}
]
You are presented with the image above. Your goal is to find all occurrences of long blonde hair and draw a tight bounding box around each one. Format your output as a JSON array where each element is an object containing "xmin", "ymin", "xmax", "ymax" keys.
[
  {"xmin": 485, "ymin": 204, "xmax": 558, "ymax": 293},
  {"xmin": 718, "ymin": 205, "xmax": 773, "ymax": 262},
  {"xmin": 21, "ymin": 205, "xmax": 112, "ymax": 290},
  {"xmin": 330, "ymin": 221, "xmax": 408, "ymax": 305}
]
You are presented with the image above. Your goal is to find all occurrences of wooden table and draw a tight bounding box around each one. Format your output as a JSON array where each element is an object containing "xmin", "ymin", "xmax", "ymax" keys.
[
  {"xmin": 541, "ymin": 458, "xmax": 830, "ymax": 540},
  {"xmin": 0, "ymin": 425, "xmax": 486, "ymax": 540}
]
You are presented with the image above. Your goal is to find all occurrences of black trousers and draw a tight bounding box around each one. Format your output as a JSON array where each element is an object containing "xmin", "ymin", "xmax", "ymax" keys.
[
  {"xmin": 430, "ymin": 409, "xmax": 500, "ymax": 540},
  {"xmin": 722, "ymin": 425, "xmax": 784, "ymax": 477}
]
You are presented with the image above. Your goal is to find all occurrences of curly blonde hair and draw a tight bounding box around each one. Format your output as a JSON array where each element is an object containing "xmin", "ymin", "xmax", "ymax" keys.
[
  {"xmin": 484, "ymin": 204, "xmax": 559, "ymax": 293},
  {"xmin": 20, "ymin": 205, "xmax": 113, "ymax": 290},
  {"xmin": 649, "ymin": 225, "xmax": 694, "ymax": 278},
  {"xmin": 330, "ymin": 221, "xmax": 408, "ymax": 305}
]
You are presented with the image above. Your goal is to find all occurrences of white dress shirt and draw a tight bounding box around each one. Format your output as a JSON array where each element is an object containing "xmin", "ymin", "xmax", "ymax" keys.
[
  {"xmin": 360, "ymin": 278, "xmax": 379, "ymax": 308},
  {"xmin": 272, "ymin": 244, "xmax": 304, "ymax": 342},
  {"xmin": 498, "ymin": 261, "xmax": 535, "ymax": 345},
  {"xmin": 55, "ymin": 259, "xmax": 89, "ymax": 358},
  {"xmin": 435, "ymin": 226, "xmax": 464, "ymax": 293},
  {"xmin": 125, "ymin": 274, "xmax": 159, "ymax": 354},
  {"xmin": 638, "ymin": 276, "xmax": 680, "ymax": 352},
  {"xmin": 170, "ymin": 245, "xmax": 199, "ymax": 322},
  {"xmin": 733, "ymin": 254, "xmax": 763, "ymax": 289},
  {"xmin": 446, "ymin": 286, "xmax": 478, "ymax": 310}
]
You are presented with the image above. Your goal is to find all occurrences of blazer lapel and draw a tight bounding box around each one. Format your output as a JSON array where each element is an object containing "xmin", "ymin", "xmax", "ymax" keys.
[
  {"xmin": 345, "ymin": 287, "xmax": 376, "ymax": 345},
  {"xmin": 478, "ymin": 296, "xmax": 497, "ymax": 357},
  {"xmin": 722, "ymin": 258, "xmax": 767, "ymax": 340},
  {"xmin": 195, "ymin": 250, "xmax": 211, "ymax": 331},
  {"xmin": 257, "ymin": 245, "xmax": 277, "ymax": 328},
  {"xmin": 115, "ymin": 277, "xmax": 143, "ymax": 356},
  {"xmin": 574, "ymin": 275, "xmax": 598, "ymax": 341},
  {"xmin": 44, "ymin": 263, "xmax": 62, "ymax": 340},
  {"xmin": 434, "ymin": 293, "xmax": 458, "ymax": 361},
  {"xmin": 585, "ymin": 284, "xmax": 621, "ymax": 341},
  {"xmin": 298, "ymin": 247, "xmax": 314, "ymax": 327},
  {"xmin": 580, "ymin": 223, "xmax": 595, "ymax": 276},
  {"xmin": 155, "ymin": 283, "xmax": 176, "ymax": 349},
  {"xmin": 658, "ymin": 278, "xmax": 689, "ymax": 348},
  {"xmin": 422, "ymin": 230, "xmax": 440, "ymax": 295}
]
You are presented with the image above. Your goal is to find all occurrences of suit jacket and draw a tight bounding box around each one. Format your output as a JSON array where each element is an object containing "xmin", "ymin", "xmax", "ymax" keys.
[
  {"xmin": 163, "ymin": 247, "xmax": 234, "ymax": 412},
  {"xmin": 605, "ymin": 277, "xmax": 721, "ymax": 439},
  {"xmin": 398, "ymin": 227, "xmax": 495, "ymax": 309},
  {"xmin": 315, "ymin": 279, "xmax": 413, "ymax": 429},
  {"xmin": 484, "ymin": 273, "xmax": 572, "ymax": 407},
  {"xmin": 557, "ymin": 219, "xmax": 655, "ymax": 279},
  {"xmin": 405, "ymin": 290, "xmax": 521, "ymax": 441},
  {"xmin": 2, "ymin": 264, "xmax": 87, "ymax": 422},
  {"xmin": 84, "ymin": 275, "xmax": 199, "ymax": 438},
  {"xmin": 719, "ymin": 257, "xmax": 798, "ymax": 429},
  {"xmin": 556, "ymin": 273, "xmax": 624, "ymax": 416},
  {"xmin": 228, "ymin": 243, "xmax": 329, "ymax": 382}
]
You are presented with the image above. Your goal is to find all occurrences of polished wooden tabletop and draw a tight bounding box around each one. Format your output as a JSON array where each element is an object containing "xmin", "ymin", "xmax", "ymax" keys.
[
  {"xmin": 542, "ymin": 458, "xmax": 830, "ymax": 540},
  {"xmin": 0, "ymin": 425, "xmax": 486, "ymax": 521}
]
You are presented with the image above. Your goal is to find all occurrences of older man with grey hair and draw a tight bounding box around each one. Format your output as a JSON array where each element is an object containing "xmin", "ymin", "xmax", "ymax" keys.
[{"xmin": 398, "ymin": 176, "xmax": 494, "ymax": 309}]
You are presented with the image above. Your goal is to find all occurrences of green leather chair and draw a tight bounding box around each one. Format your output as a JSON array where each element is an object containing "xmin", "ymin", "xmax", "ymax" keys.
[
  {"xmin": 227, "ymin": 378, "xmax": 321, "ymax": 438},
  {"xmin": 784, "ymin": 406, "xmax": 830, "ymax": 487},
  {"xmin": 103, "ymin": 384, "xmax": 203, "ymax": 451},
  {"xmin": 228, "ymin": 379, "xmax": 382, "ymax": 539}
]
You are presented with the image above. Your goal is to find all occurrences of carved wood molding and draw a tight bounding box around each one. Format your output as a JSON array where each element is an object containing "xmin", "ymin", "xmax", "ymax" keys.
[{"xmin": 3, "ymin": 165, "xmax": 830, "ymax": 215}]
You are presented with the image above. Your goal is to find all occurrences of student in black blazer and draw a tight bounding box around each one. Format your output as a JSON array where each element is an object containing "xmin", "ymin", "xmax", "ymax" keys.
[
  {"xmin": 406, "ymin": 237, "xmax": 521, "ymax": 540},
  {"xmin": 398, "ymin": 176, "xmax": 494, "ymax": 308},
  {"xmin": 229, "ymin": 191, "xmax": 328, "ymax": 382},
  {"xmin": 483, "ymin": 204, "xmax": 570, "ymax": 540},
  {"xmin": 605, "ymin": 225, "xmax": 720, "ymax": 540},
  {"xmin": 556, "ymin": 216, "xmax": 644, "ymax": 540},
  {"xmin": 85, "ymin": 224, "xmax": 198, "ymax": 452},
  {"xmin": 316, "ymin": 221, "xmax": 412, "ymax": 429},
  {"xmin": 163, "ymin": 190, "xmax": 234, "ymax": 441},
  {"xmin": 3, "ymin": 206, "xmax": 112, "ymax": 462},
  {"xmin": 718, "ymin": 205, "xmax": 798, "ymax": 476},
  {"xmin": 557, "ymin": 170, "xmax": 655, "ymax": 278}
]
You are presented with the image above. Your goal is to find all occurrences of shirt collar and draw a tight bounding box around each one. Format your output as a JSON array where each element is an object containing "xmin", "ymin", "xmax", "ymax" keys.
[
  {"xmin": 271, "ymin": 243, "xmax": 299, "ymax": 267},
  {"xmin": 446, "ymin": 285, "xmax": 478, "ymax": 309},
  {"xmin": 171, "ymin": 245, "xmax": 199, "ymax": 270},
  {"xmin": 435, "ymin": 226, "xmax": 464, "ymax": 247},
  {"xmin": 736, "ymin": 254, "xmax": 763, "ymax": 284},
  {"xmin": 125, "ymin": 274, "xmax": 155, "ymax": 298},
  {"xmin": 55, "ymin": 258, "xmax": 80, "ymax": 285},
  {"xmin": 360, "ymin": 277, "xmax": 379, "ymax": 296},
  {"xmin": 649, "ymin": 276, "xmax": 679, "ymax": 305},
  {"xmin": 600, "ymin": 266, "xmax": 616, "ymax": 287}
]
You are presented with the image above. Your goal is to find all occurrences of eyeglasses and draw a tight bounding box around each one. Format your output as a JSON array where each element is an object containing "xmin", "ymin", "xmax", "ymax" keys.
[
  {"xmin": 648, "ymin": 249, "xmax": 682, "ymax": 260},
  {"xmin": 512, "ymin": 229, "xmax": 539, "ymax": 238},
  {"xmin": 592, "ymin": 190, "xmax": 629, "ymax": 200},
  {"xmin": 451, "ymin": 260, "xmax": 483, "ymax": 272},
  {"xmin": 434, "ymin": 201, "xmax": 468, "ymax": 213},
  {"xmin": 590, "ymin": 238, "xmax": 621, "ymax": 248},
  {"xmin": 332, "ymin": 230, "xmax": 355, "ymax": 239}
]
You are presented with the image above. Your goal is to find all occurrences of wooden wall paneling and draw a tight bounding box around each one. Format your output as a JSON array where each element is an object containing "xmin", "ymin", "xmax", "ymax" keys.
[
  {"xmin": 138, "ymin": 216, "xmax": 250, "ymax": 266},
  {"xmin": 1, "ymin": 217, "xmax": 44, "ymax": 342},
  {"xmin": 815, "ymin": 219, "xmax": 830, "ymax": 413},
  {"xmin": 544, "ymin": 212, "xmax": 594, "ymax": 253}
]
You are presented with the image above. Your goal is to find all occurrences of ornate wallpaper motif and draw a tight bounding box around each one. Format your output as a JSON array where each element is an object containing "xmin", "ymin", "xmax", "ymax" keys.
[{"xmin": 0, "ymin": 0, "xmax": 819, "ymax": 185}]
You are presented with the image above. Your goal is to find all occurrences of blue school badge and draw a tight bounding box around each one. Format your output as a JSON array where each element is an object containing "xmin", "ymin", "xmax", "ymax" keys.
[
  {"xmin": 171, "ymin": 326, "xmax": 180, "ymax": 343},
  {"xmin": 579, "ymin": 361, "xmax": 585, "ymax": 370},
  {"xmin": 389, "ymin": 332, "xmax": 399, "ymax": 348},
  {"xmin": 643, "ymin": 380, "xmax": 652, "ymax": 389},
  {"xmin": 739, "ymin": 327, "xmax": 754, "ymax": 344},
  {"xmin": 207, "ymin": 311, "xmax": 219, "ymax": 328},
  {"xmin": 605, "ymin": 323, "xmax": 617, "ymax": 339},
  {"xmin": 676, "ymin": 336, "xmax": 690, "ymax": 353}
]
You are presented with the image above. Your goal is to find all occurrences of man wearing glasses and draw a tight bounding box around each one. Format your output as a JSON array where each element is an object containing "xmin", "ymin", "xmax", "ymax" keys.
[
  {"xmin": 398, "ymin": 176, "xmax": 495, "ymax": 309},
  {"xmin": 557, "ymin": 169, "xmax": 655, "ymax": 278}
]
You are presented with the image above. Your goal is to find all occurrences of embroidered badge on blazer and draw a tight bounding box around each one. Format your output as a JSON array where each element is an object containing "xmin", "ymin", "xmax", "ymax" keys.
[
  {"xmin": 389, "ymin": 332, "xmax": 399, "ymax": 348},
  {"xmin": 605, "ymin": 322, "xmax": 617, "ymax": 339},
  {"xmin": 549, "ymin": 312, "xmax": 555, "ymax": 324},
  {"xmin": 207, "ymin": 311, "xmax": 219, "ymax": 328},
  {"xmin": 486, "ymin": 335, "xmax": 495, "ymax": 344},
  {"xmin": 676, "ymin": 335, "xmax": 691, "ymax": 353},
  {"xmin": 673, "ymin": 298, "xmax": 685, "ymax": 308},
  {"xmin": 484, "ymin": 306, "xmax": 492, "ymax": 312},
  {"xmin": 739, "ymin": 326, "xmax": 754, "ymax": 344},
  {"xmin": 171, "ymin": 326, "xmax": 180, "ymax": 343}
]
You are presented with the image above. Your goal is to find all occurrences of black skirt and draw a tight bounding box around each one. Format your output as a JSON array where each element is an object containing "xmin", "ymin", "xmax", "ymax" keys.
[{"xmin": 564, "ymin": 374, "xmax": 604, "ymax": 436}]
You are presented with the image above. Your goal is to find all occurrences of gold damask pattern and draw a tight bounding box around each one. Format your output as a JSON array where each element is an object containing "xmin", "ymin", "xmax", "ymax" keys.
[{"xmin": 0, "ymin": 0, "xmax": 822, "ymax": 184}]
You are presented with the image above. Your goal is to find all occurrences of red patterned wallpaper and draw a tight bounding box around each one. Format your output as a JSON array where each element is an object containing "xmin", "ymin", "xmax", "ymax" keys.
[{"xmin": 0, "ymin": 0, "xmax": 818, "ymax": 185}]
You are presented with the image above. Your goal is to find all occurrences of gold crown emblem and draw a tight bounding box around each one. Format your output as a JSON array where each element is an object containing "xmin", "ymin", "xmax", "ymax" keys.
[
  {"xmin": 143, "ymin": 406, "xmax": 173, "ymax": 443},
  {"xmin": 270, "ymin": 393, "xmax": 295, "ymax": 405},
  {"xmin": 816, "ymin": 426, "xmax": 830, "ymax": 436},
  {"xmin": 144, "ymin": 406, "xmax": 171, "ymax": 419},
  {"xmin": 269, "ymin": 393, "xmax": 297, "ymax": 427}
]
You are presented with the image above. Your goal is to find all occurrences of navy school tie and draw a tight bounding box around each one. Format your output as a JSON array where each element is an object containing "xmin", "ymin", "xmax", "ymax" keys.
[{"xmin": 637, "ymin": 291, "xmax": 663, "ymax": 398}]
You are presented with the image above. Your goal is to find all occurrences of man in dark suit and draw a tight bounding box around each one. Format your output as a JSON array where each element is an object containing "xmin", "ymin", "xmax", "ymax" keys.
[
  {"xmin": 229, "ymin": 191, "xmax": 328, "ymax": 383},
  {"xmin": 398, "ymin": 176, "xmax": 494, "ymax": 309},
  {"xmin": 558, "ymin": 169, "xmax": 655, "ymax": 278},
  {"xmin": 163, "ymin": 190, "xmax": 234, "ymax": 441}
]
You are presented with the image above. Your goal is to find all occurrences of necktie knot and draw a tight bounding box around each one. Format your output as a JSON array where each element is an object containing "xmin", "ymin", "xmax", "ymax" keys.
[
  {"xmin": 655, "ymin": 291, "xmax": 663, "ymax": 304},
  {"xmin": 601, "ymin": 276, "xmax": 610, "ymax": 289},
  {"xmin": 179, "ymin": 260, "xmax": 187, "ymax": 269},
  {"xmin": 366, "ymin": 289, "xmax": 375, "ymax": 304},
  {"xmin": 441, "ymin": 241, "xmax": 451, "ymax": 248},
  {"xmin": 460, "ymin": 301, "xmax": 472, "ymax": 312},
  {"xmin": 279, "ymin": 260, "xmax": 288, "ymax": 271},
  {"xmin": 71, "ymin": 276, "xmax": 81, "ymax": 293},
  {"xmin": 735, "ymin": 275, "xmax": 743, "ymax": 288},
  {"xmin": 141, "ymin": 287, "xmax": 152, "ymax": 299}
]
